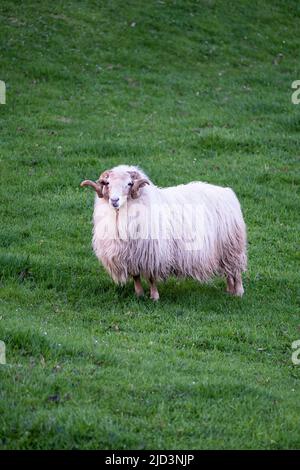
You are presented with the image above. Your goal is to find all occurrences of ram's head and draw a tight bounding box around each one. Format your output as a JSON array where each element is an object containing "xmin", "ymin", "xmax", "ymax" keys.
[{"xmin": 80, "ymin": 168, "xmax": 149, "ymax": 209}]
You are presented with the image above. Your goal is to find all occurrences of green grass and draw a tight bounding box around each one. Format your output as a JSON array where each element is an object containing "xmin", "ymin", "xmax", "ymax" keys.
[{"xmin": 0, "ymin": 0, "xmax": 300, "ymax": 450}]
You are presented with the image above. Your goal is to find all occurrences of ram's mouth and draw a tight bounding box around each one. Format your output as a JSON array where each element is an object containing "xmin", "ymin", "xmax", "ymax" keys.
[{"xmin": 109, "ymin": 199, "xmax": 120, "ymax": 209}]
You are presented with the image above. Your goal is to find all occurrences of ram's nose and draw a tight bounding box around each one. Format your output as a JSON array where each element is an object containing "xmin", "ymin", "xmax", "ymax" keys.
[{"xmin": 110, "ymin": 197, "xmax": 120, "ymax": 208}]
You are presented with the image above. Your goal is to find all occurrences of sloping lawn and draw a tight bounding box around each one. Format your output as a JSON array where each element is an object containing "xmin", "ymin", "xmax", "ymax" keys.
[{"xmin": 0, "ymin": 0, "xmax": 299, "ymax": 449}]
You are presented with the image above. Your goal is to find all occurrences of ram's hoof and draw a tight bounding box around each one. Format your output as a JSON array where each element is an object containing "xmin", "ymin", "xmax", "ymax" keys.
[
  {"xmin": 150, "ymin": 291, "xmax": 159, "ymax": 301},
  {"xmin": 135, "ymin": 290, "xmax": 144, "ymax": 298}
]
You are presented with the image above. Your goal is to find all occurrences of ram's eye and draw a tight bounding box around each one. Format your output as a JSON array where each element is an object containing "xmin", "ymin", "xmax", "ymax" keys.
[{"xmin": 128, "ymin": 182, "xmax": 133, "ymax": 187}]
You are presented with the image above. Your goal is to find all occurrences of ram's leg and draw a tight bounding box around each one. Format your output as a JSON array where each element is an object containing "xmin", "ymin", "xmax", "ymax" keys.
[
  {"xmin": 226, "ymin": 273, "xmax": 244, "ymax": 297},
  {"xmin": 233, "ymin": 272, "xmax": 244, "ymax": 297},
  {"xmin": 226, "ymin": 275, "xmax": 235, "ymax": 294},
  {"xmin": 133, "ymin": 275, "xmax": 144, "ymax": 297},
  {"xmin": 149, "ymin": 277, "xmax": 159, "ymax": 301}
]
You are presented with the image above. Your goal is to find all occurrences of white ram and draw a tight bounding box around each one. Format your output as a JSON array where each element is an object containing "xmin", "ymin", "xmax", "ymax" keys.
[{"xmin": 81, "ymin": 165, "xmax": 247, "ymax": 300}]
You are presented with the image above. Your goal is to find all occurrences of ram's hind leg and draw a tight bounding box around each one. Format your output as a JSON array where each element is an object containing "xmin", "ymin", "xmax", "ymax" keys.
[
  {"xmin": 149, "ymin": 277, "xmax": 159, "ymax": 301},
  {"xmin": 223, "ymin": 226, "xmax": 246, "ymax": 297},
  {"xmin": 233, "ymin": 272, "xmax": 244, "ymax": 297},
  {"xmin": 226, "ymin": 273, "xmax": 244, "ymax": 297},
  {"xmin": 226, "ymin": 275, "xmax": 235, "ymax": 295},
  {"xmin": 133, "ymin": 275, "xmax": 144, "ymax": 298}
]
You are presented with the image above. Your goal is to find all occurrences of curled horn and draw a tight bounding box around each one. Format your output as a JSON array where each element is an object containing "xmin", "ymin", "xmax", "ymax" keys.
[
  {"xmin": 128, "ymin": 171, "xmax": 150, "ymax": 199},
  {"xmin": 80, "ymin": 171, "xmax": 110, "ymax": 198},
  {"xmin": 80, "ymin": 179, "xmax": 103, "ymax": 198}
]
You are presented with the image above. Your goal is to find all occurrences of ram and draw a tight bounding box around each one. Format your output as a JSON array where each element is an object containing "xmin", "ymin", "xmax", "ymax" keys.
[{"xmin": 81, "ymin": 165, "xmax": 247, "ymax": 300}]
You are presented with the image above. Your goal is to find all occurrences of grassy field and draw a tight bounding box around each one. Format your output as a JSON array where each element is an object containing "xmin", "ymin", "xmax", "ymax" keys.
[{"xmin": 0, "ymin": 0, "xmax": 300, "ymax": 450}]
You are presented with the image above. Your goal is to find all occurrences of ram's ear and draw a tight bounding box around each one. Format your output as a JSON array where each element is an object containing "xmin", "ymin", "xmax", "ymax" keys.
[
  {"xmin": 127, "ymin": 170, "xmax": 140, "ymax": 180},
  {"xmin": 98, "ymin": 170, "xmax": 110, "ymax": 182},
  {"xmin": 131, "ymin": 178, "xmax": 149, "ymax": 199},
  {"xmin": 97, "ymin": 170, "xmax": 111, "ymax": 197}
]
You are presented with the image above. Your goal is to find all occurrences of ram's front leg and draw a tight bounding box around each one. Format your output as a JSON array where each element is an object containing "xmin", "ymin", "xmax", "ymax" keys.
[
  {"xmin": 149, "ymin": 277, "xmax": 159, "ymax": 301},
  {"xmin": 133, "ymin": 275, "xmax": 144, "ymax": 298}
]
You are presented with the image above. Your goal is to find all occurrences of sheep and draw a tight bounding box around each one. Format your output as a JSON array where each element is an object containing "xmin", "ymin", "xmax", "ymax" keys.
[{"xmin": 81, "ymin": 165, "xmax": 247, "ymax": 300}]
